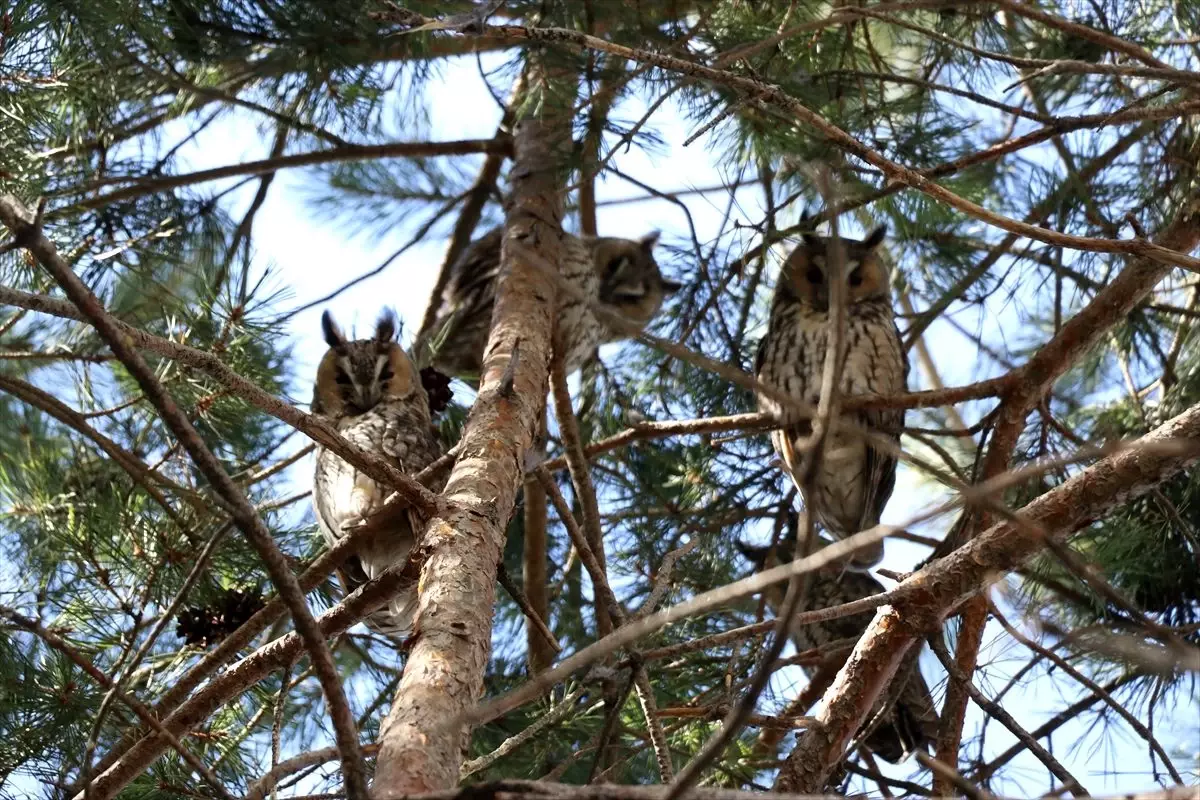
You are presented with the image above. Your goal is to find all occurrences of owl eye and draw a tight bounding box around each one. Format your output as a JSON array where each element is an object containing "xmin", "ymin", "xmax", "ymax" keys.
[
  {"xmin": 335, "ymin": 372, "xmax": 352, "ymax": 386},
  {"xmin": 849, "ymin": 267, "xmax": 864, "ymax": 287},
  {"xmin": 805, "ymin": 267, "xmax": 824, "ymax": 285},
  {"xmin": 379, "ymin": 366, "xmax": 394, "ymax": 382}
]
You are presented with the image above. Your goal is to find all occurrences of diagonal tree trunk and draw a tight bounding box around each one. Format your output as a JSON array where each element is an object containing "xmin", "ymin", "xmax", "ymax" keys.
[{"xmin": 371, "ymin": 46, "xmax": 579, "ymax": 796}]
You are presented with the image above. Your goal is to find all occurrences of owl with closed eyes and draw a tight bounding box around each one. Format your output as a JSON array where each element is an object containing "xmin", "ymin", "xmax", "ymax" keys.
[
  {"xmin": 311, "ymin": 310, "xmax": 444, "ymax": 643},
  {"xmin": 416, "ymin": 226, "xmax": 682, "ymax": 382},
  {"xmin": 754, "ymin": 225, "xmax": 907, "ymax": 570},
  {"xmin": 737, "ymin": 536, "xmax": 939, "ymax": 764}
]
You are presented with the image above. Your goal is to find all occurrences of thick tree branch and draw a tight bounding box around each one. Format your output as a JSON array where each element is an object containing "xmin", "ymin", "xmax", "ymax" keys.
[
  {"xmin": 929, "ymin": 196, "xmax": 1200, "ymax": 784},
  {"xmin": 370, "ymin": 47, "xmax": 576, "ymax": 796}
]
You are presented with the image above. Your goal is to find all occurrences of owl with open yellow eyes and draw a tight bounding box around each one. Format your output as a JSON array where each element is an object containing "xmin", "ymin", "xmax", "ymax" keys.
[
  {"xmin": 311, "ymin": 310, "xmax": 443, "ymax": 643},
  {"xmin": 754, "ymin": 226, "xmax": 908, "ymax": 570}
]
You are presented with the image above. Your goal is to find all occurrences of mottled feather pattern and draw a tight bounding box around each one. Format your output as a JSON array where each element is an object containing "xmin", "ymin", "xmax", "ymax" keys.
[
  {"xmin": 740, "ymin": 540, "xmax": 939, "ymax": 763},
  {"xmin": 754, "ymin": 228, "xmax": 908, "ymax": 568},
  {"xmin": 312, "ymin": 311, "xmax": 444, "ymax": 643},
  {"xmin": 417, "ymin": 226, "xmax": 678, "ymax": 381}
]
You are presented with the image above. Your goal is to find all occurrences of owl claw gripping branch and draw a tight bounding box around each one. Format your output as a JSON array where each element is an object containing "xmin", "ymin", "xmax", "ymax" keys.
[
  {"xmin": 754, "ymin": 224, "xmax": 909, "ymax": 571},
  {"xmin": 312, "ymin": 309, "xmax": 445, "ymax": 645}
]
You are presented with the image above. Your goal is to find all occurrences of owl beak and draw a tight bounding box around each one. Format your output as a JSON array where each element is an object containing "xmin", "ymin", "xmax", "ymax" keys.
[
  {"xmin": 814, "ymin": 283, "xmax": 830, "ymax": 312},
  {"xmin": 352, "ymin": 384, "xmax": 381, "ymax": 413}
]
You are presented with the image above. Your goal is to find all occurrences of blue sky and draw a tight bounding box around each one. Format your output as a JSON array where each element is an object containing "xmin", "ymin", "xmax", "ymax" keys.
[{"xmin": 145, "ymin": 49, "xmax": 1200, "ymax": 796}]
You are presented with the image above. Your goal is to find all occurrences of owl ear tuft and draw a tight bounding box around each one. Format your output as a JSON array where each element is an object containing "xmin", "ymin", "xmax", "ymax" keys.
[
  {"xmin": 321, "ymin": 311, "xmax": 347, "ymax": 350},
  {"xmin": 375, "ymin": 310, "xmax": 398, "ymax": 343},
  {"xmin": 863, "ymin": 224, "xmax": 887, "ymax": 250},
  {"xmin": 639, "ymin": 230, "xmax": 661, "ymax": 252},
  {"xmin": 801, "ymin": 232, "xmax": 821, "ymax": 250}
]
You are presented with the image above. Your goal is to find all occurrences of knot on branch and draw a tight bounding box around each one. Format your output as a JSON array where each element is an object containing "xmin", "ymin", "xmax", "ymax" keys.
[{"xmin": 0, "ymin": 195, "xmax": 47, "ymax": 256}]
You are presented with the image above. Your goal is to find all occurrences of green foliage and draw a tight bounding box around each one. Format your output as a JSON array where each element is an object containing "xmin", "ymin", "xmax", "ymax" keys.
[{"xmin": 0, "ymin": 0, "xmax": 1197, "ymax": 796}]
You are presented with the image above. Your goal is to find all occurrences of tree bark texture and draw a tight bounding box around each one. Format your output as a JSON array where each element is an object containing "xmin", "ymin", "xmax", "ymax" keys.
[
  {"xmin": 774, "ymin": 402, "xmax": 1200, "ymax": 792},
  {"xmin": 371, "ymin": 47, "xmax": 579, "ymax": 797}
]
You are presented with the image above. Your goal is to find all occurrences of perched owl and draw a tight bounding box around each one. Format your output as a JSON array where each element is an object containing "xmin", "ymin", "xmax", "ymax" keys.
[
  {"xmin": 754, "ymin": 225, "xmax": 907, "ymax": 570},
  {"xmin": 416, "ymin": 226, "xmax": 681, "ymax": 382},
  {"xmin": 737, "ymin": 537, "xmax": 939, "ymax": 764},
  {"xmin": 312, "ymin": 310, "xmax": 444, "ymax": 643}
]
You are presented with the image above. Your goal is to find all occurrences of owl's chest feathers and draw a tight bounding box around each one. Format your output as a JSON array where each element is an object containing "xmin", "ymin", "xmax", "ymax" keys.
[
  {"xmin": 314, "ymin": 400, "xmax": 439, "ymax": 508},
  {"xmin": 759, "ymin": 300, "xmax": 903, "ymax": 409}
]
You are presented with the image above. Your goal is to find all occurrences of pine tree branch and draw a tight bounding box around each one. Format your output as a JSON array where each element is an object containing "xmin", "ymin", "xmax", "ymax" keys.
[
  {"xmin": 903, "ymin": 123, "xmax": 1152, "ymax": 346},
  {"xmin": 75, "ymin": 544, "xmax": 423, "ymax": 799},
  {"xmin": 0, "ymin": 372, "xmax": 202, "ymax": 531},
  {"xmin": 0, "ymin": 608, "xmax": 235, "ymax": 800},
  {"xmin": 531, "ymin": 466, "xmax": 675, "ymax": 781},
  {"xmin": 539, "ymin": 374, "xmax": 1011, "ymax": 472},
  {"xmin": 460, "ymin": 686, "xmax": 589, "ymax": 780},
  {"xmin": 59, "ymin": 138, "xmax": 512, "ymax": 214},
  {"xmin": 419, "ymin": 106, "xmax": 517, "ymax": 341},
  {"xmin": 404, "ymin": 17, "xmax": 1200, "ymax": 274},
  {"xmin": 773, "ymin": 404, "xmax": 1200, "ymax": 792},
  {"xmin": 549, "ymin": 340, "xmax": 614, "ymax": 638},
  {"xmin": 268, "ymin": 776, "xmax": 1199, "ymax": 800},
  {"xmin": 974, "ymin": 672, "xmax": 1144, "ymax": 783},
  {"xmin": 989, "ymin": 603, "xmax": 1184, "ymax": 783},
  {"xmin": 460, "ymin": 525, "xmax": 895, "ymax": 730},
  {"xmin": 0, "ymin": 195, "xmax": 370, "ymax": 800},
  {"xmin": 927, "ymin": 636, "xmax": 1089, "ymax": 796},
  {"xmin": 497, "ymin": 563, "xmax": 561, "ymax": 656},
  {"xmin": 0, "ymin": 285, "xmax": 439, "ymax": 515},
  {"xmin": 370, "ymin": 47, "xmax": 575, "ymax": 796},
  {"xmin": 927, "ymin": 196, "xmax": 1200, "ymax": 786},
  {"xmin": 524, "ymin": 424, "xmax": 554, "ymax": 674},
  {"xmin": 853, "ymin": 8, "xmax": 1200, "ymax": 87}
]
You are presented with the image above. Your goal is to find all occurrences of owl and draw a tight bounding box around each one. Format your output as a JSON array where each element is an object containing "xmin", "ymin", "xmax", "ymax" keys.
[
  {"xmin": 754, "ymin": 225, "xmax": 907, "ymax": 570},
  {"xmin": 416, "ymin": 226, "xmax": 681, "ymax": 382},
  {"xmin": 311, "ymin": 309, "xmax": 444, "ymax": 643},
  {"xmin": 737, "ymin": 536, "xmax": 939, "ymax": 764}
]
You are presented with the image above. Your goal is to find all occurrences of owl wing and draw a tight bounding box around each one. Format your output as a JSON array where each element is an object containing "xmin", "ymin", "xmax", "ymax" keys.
[
  {"xmin": 856, "ymin": 321, "xmax": 909, "ymax": 530},
  {"xmin": 417, "ymin": 228, "xmax": 503, "ymax": 378},
  {"xmin": 431, "ymin": 231, "xmax": 502, "ymax": 331},
  {"xmin": 754, "ymin": 333, "xmax": 813, "ymax": 484}
]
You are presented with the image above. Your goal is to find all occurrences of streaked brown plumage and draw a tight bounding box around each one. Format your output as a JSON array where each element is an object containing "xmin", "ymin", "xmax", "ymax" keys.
[
  {"xmin": 311, "ymin": 310, "xmax": 443, "ymax": 644},
  {"xmin": 754, "ymin": 225, "xmax": 907, "ymax": 569},
  {"xmin": 737, "ymin": 537, "xmax": 939, "ymax": 764},
  {"xmin": 416, "ymin": 226, "xmax": 681, "ymax": 382}
]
